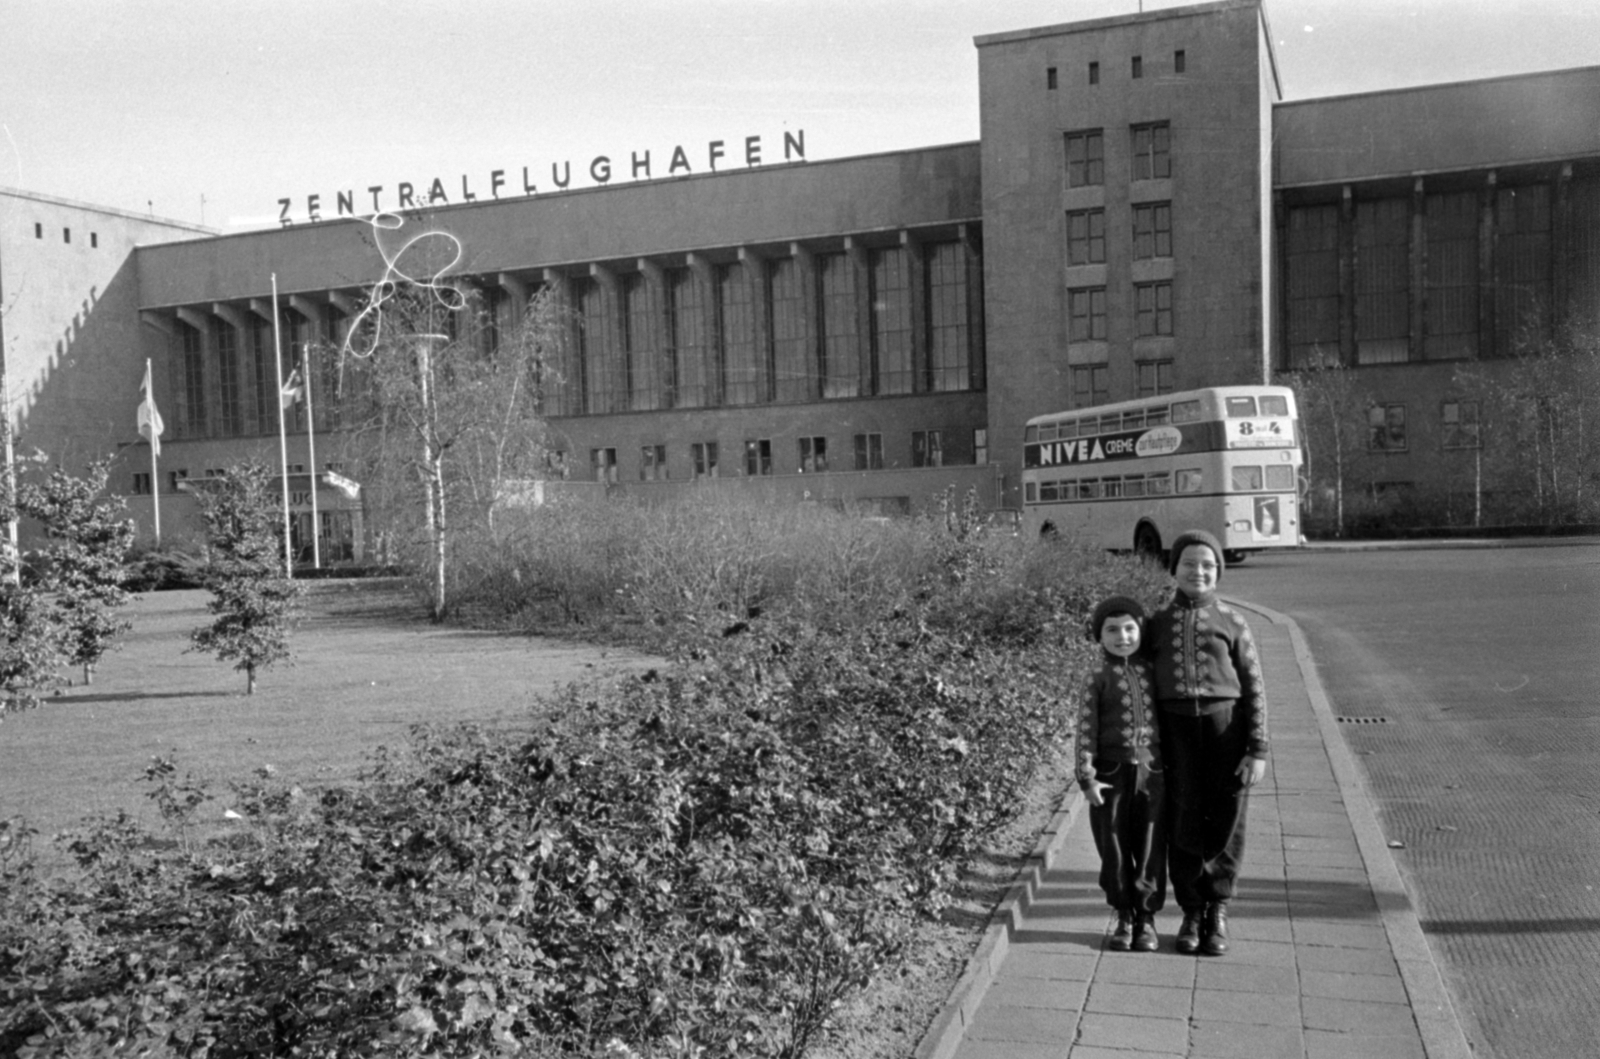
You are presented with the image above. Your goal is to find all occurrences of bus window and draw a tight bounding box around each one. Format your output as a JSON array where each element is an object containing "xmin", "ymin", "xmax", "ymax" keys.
[
  {"xmin": 1171, "ymin": 400, "xmax": 1202, "ymax": 424},
  {"xmin": 1231, "ymin": 466, "xmax": 1263, "ymax": 491},
  {"xmin": 1264, "ymin": 465, "xmax": 1295, "ymax": 490},
  {"xmin": 1099, "ymin": 414, "xmax": 1122, "ymax": 434},
  {"xmin": 1025, "ymin": 425, "xmax": 1038, "ymax": 443},
  {"xmin": 1122, "ymin": 410, "xmax": 1145, "ymax": 430},
  {"xmin": 1124, "ymin": 475, "xmax": 1146, "ymax": 497},
  {"xmin": 1260, "ymin": 395, "xmax": 1289, "ymax": 417},
  {"xmin": 1146, "ymin": 406, "xmax": 1170, "ymax": 426},
  {"xmin": 1104, "ymin": 477, "xmax": 1122, "ymax": 498},
  {"xmin": 1040, "ymin": 481, "xmax": 1058, "ymax": 502},
  {"xmin": 1039, "ymin": 423, "xmax": 1057, "ymax": 441},
  {"xmin": 1025, "ymin": 481, "xmax": 1038, "ymax": 502},
  {"xmin": 1225, "ymin": 396, "xmax": 1258, "ymax": 418},
  {"xmin": 1082, "ymin": 479, "xmax": 1103, "ymax": 499},
  {"xmin": 1060, "ymin": 420, "xmax": 1078, "ymax": 439},
  {"xmin": 1176, "ymin": 468, "xmax": 1203, "ymax": 493},
  {"xmin": 1148, "ymin": 472, "xmax": 1173, "ymax": 495}
]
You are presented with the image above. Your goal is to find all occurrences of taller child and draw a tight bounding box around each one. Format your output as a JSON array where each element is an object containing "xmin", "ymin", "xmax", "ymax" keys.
[{"xmin": 1152, "ymin": 529, "xmax": 1268, "ymax": 957}]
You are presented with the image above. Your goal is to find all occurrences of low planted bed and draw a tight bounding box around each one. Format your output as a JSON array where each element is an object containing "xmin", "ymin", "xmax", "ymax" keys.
[{"xmin": 1, "ymin": 496, "xmax": 1167, "ymax": 1058}]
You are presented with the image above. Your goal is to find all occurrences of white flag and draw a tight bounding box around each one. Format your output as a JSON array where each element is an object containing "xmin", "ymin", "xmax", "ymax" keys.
[
  {"xmin": 280, "ymin": 367, "xmax": 304, "ymax": 410},
  {"xmin": 137, "ymin": 361, "xmax": 164, "ymax": 457}
]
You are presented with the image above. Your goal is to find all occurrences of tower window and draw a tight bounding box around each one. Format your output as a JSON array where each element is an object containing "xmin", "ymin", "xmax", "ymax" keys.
[
  {"xmin": 1047, "ymin": 66, "xmax": 1057, "ymax": 90},
  {"xmin": 1132, "ymin": 55, "xmax": 1143, "ymax": 79},
  {"xmin": 1175, "ymin": 49, "xmax": 1187, "ymax": 73},
  {"xmin": 1088, "ymin": 61, "xmax": 1100, "ymax": 85}
]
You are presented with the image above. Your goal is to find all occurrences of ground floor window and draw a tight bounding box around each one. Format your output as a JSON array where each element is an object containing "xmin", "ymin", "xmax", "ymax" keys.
[
  {"xmin": 912, "ymin": 430, "xmax": 943, "ymax": 468},
  {"xmin": 591, "ymin": 447, "xmax": 618, "ymax": 483},
  {"xmin": 1368, "ymin": 404, "xmax": 1407, "ymax": 451},
  {"xmin": 744, "ymin": 438, "xmax": 772, "ymax": 476},
  {"xmin": 854, "ymin": 433, "xmax": 883, "ymax": 470},
  {"xmin": 692, "ymin": 441, "xmax": 719, "ymax": 479},
  {"xmin": 798, "ymin": 436, "xmax": 827, "ymax": 473},
  {"xmin": 640, "ymin": 444, "xmax": 668, "ymax": 481}
]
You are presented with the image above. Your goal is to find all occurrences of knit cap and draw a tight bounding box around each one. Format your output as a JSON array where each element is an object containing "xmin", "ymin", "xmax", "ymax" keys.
[
  {"xmin": 1167, "ymin": 528, "xmax": 1225, "ymax": 581},
  {"xmin": 1087, "ymin": 595, "xmax": 1147, "ymax": 642}
]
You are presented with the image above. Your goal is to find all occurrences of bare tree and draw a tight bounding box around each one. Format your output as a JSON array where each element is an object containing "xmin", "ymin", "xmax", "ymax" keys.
[{"xmin": 1278, "ymin": 351, "xmax": 1371, "ymax": 537}]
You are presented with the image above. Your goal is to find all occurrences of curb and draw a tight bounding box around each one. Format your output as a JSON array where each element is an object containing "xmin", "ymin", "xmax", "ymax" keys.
[
  {"xmin": 912, "ymin": 788, "xmax": 1086, "ymax": 1059},
  {"xmin": 1226, "ymin": 597, "xmax": 1477, "ymax": 1059}
]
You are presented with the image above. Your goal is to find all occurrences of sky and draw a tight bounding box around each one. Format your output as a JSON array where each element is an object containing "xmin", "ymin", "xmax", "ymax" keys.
[{"xmin": 4, "ymin": 0, "xmax": 1598, "ymax": 234}]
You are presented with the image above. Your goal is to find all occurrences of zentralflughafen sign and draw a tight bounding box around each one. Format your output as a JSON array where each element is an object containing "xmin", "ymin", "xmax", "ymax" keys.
[{"xmin": 276, "ymin": 129, "xmax": 807, "ymax": 227}]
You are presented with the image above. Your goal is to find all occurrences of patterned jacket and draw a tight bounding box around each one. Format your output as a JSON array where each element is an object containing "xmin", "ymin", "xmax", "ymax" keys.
[
  {"xmin": 1151, "ymin": 591, "xmax": 1269, "ymax": 757},
  {"xmin": 1074, "ymin": 652, "xmax": 1159, "ymax": 789}
]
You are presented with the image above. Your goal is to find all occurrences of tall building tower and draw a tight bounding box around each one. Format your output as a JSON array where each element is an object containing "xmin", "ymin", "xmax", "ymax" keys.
[{"xmin": 977, "ymin": 0, "xmax": 1279, "ymax": 503}]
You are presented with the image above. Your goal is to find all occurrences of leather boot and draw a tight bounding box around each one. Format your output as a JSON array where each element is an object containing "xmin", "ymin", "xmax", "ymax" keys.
[
  {"xmin": 1175, "ymin": 908, "xmax": 1202, "ymax": 954},
  {"xmin": 1201, "ymin": 902, "xmax": 1229, "ymax": 956},
  {"xmin": 1109, "ymin": 908, "xmax": 1134, "ymax": 951},
  {"xmin": 1132, "ymin": 912, "xmax": 1159, "ymax": 952}
]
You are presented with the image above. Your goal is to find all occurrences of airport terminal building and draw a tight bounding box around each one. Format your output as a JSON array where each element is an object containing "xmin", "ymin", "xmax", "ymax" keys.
[{"xmin": 3, "ymin": 0, "xmax": 1597, "ymax": 556}]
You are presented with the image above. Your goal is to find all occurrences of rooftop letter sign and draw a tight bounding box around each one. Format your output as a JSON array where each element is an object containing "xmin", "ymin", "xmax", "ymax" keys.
[{"xmin": 277, "ymin": 129, "xmax": 806, "ymax": 227}]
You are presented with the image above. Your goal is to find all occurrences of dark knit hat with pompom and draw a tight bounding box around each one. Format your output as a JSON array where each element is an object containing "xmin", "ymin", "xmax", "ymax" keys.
[
  {"xmin": 1087, "ymin": 595, "xmax": 1147, "ymax": 642},
  {"xmin": 1167, "ymin": 528, "xmax": 1225, "ymax": 580}
]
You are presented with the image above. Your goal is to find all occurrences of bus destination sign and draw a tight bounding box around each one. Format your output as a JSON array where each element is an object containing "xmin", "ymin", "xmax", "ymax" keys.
[{"xmin": 1225, "ymin": 418, "xmax": 1295, "ymax": 447}]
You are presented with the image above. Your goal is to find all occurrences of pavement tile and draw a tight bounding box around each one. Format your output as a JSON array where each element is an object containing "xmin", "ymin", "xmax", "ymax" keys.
[
  {"xmin": 1189, "ymin": 1019, "xmax": 1304, "ymax": 1058},
  {"xmin": 957, "ymin": 1039, "xmax": 1067, "ymax": 1059},
  {"xmin": 1302, "ymin": 996, "xmax": 1423, "ymax": 1036},
  {"xmin": 964, "ymin": 1000, "xmax": 1079, "ymax": 1043},
  {"xmin": 1285, "ymin": 848, "xmax": 1370, "ymax": 869},
  {"xmin": 1298, "ymin": 969, "xmax": 1409, "ymax": 1004},
  {"xmin": 1193, "ymin": 987, "xmax": 1303, "ymax": 1027},
  {"xmin": 1069, "ymin": 1048, "xmax": 1184, "ymax": 1059},
  {"xmin": 1226, "ymin": 916, "xmax": 1294, "ymax": 944},
  {"xmin": 1195, "ymin": 960, "xmax": 1301, "ymax": 995},
  {"xmin": 1291, "ymin": 920, "xmax": 1390, "ymax": 949},
  {"xmin": 1002, "ymin": 949, "xmax": 1101, "ymax": 981},
  {"xmin": 987, "ymin": 974, "xmax": 1088, "ymax": 1010},
  {"xmin": 1304, "ymin": 1029, "xmax": 1426, "ymax": 1059},
  {"xmin": 1083, "ymin": 982, "xmax": 1192, "ymax": 1019},
  {"xmin": 1295, "ymin": 945, "xmax": 1399, "ymax": 976},
  {"xmin": 1076, "ymin": 1011, "xmax": 1190, "ymax": 1054},
  {"xmin": 1215, "ymin": 939, "xmax": 1298, "ymax": 969},
  {"xmin": 1092, "ymin": 955, "xmax": 1198, "ymax": 988}
]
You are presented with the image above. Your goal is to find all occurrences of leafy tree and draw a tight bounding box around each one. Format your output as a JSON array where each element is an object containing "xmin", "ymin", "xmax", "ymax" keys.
[
  {"xmin": 0, "ymin": 582, "xmax": 67, "ymax": 713},
  {"xmin": 190, "ymin": 464, "xmax": 301, "ymax": 694},
  {"xmin": 17, "ymin": 458, "xmax": 136, "ymax": 685},
  {"xmin": 333, "ymin": 281, "xmax": 565, "ymax": 621}
]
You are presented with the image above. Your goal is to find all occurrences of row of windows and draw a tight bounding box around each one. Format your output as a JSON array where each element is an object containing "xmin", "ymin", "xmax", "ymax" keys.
[
  {"xmin": 1030, "ymin": 462, "xmax": 1295, "ymax": 504},
  {"xmin": 32, "ymin": 222, "xmax": 99, "ymax": 247},
  {"xmin": 1067, "ymin": 204, "xmax": 1173, "ymax": 265},
  {"xmin": 549, "ymin": 239, "xmax": 980, "ymax": 417},
  {"xmin": 1068, "ymin": 279, "xmax": 1174, "ymax": 342},
  {"xmin": 1283, "ymin": 177, "xmax": 1600, "ymax": 367},
  {"xmin": 1046, "ymin": 51, "xmax": 1186, "ymax": 90},
  {"xmin": 1368, "ymin": 400, "xmax": 1482, "ymax": 452},
  {"xmin": 1066, "ymin": 360, "xmax": 1176, "ymax": 409},
  {"xmin": 172, "ymin": 309, "xmax": 342, "ymax": 439},
  {"xmin": 1065, "ymin": 123, "xmax": 1171, "ymax": 188},
  {"xmin": 580, "ymin": 429, "xmax": 982, "ymax": 483}
]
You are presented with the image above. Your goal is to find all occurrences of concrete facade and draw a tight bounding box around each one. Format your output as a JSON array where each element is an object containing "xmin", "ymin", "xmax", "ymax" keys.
[{"xmin": 3, "ymin": 0, "xmax": 1598, "ymax": 551}]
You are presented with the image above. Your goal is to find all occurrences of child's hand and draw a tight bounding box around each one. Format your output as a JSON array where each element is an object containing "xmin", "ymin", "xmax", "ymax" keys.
[
  {"xmin": 1236, "ymin": 756, "xmax": 1267, "ymax": 788},
  {"xmin": 1085, "ymin": 779, "xmax": 1111, "ymax": 806}
]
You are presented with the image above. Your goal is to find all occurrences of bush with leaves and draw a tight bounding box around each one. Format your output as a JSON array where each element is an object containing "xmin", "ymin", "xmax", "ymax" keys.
[
  {"xmin": 189, "ymin": 464, "xmax": 302, "ymax": 694},
  {"xmin": 17, "ymin": 458, "xmax": 137, "ymax": 685}
]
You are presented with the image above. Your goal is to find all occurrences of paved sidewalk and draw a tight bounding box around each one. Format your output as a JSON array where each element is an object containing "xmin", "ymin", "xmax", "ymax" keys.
[{"xmin": 917, "ymin": 601, "xmax": 1474, "ymax": 1059}]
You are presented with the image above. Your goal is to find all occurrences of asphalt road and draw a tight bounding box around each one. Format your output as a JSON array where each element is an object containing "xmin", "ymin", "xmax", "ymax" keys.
[{"xmin": 1226, "ymin": 540, "xmax": 1600, "ymax": 1059}]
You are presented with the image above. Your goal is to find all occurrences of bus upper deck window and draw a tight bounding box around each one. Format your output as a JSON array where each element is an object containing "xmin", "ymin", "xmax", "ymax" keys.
[
  {"xmin": 1225, "ymin": 396, "xmax": 1257, "ymax": 418},
  {"xmin": 1099, "ymin": 413, "xmax": 1121, "ymax": 434},
  {"xmin": 1060, "ymin": 420, "xmax": 1078, "ymax": 439},
  {"xmin": 1025, "ymin": 425, "xmax": 1039, "ymax": 443},
  {"xmin": 1146, "ymin": 406, "xmax": 1170, "ymax": 426},
  {"xmin": 1264, "ymin": 465, "xmax": 1295, "ymax": 490},
  {"xmin": 1039, "ymin": 423, "xmax": 1057, "ymax": 442},
  {"xmin": 1122, "ymin": 410, "xmax": 1145, "ymax": 430},
  {"xmin": 1259, "ymin": 395, "xmax": 1289, "ymax": 416},
  {"xmin": 1232, "ymin": 466, "xmax": 1263, "ymax": 491},
  {"xmin": 1171, "ymin": 400, "xmax": 1202, "ymax": 424}
]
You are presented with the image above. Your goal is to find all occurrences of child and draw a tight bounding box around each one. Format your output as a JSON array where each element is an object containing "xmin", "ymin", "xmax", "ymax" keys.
[
  {"xmin": 1075, "ymin": 595, "xmax": 1165, "ymax": 952},
  {"xmin": 1151, "ymin": 529, "xmax": 1268, "ymax": 957}
]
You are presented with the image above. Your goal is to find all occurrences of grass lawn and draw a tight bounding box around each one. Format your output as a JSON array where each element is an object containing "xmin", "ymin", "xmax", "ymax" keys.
[{"xmin": 0, "ymin": 579, "xmax": 656, "ymax": 858}]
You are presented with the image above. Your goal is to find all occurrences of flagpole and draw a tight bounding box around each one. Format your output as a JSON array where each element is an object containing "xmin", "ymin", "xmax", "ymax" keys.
[
  {"xmin": 303, "ymin": 344, "xmax": 321, "ymax": 568},
  {"xmin": 147, "ymin": 359, "xmax": 161, "ymax": 547},
  {"xmin": 271, "ymin": 273, "xmax": 293, "ymax": 578}
]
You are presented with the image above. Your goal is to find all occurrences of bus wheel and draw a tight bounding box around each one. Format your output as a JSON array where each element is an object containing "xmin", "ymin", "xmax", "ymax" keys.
[
  {"xmin": 1134, "ymin": 524, "xmax": 1162, "ymax": 560},
  {"xmin": 1224, "ymin": 550, "xmax": 1249, "ymax": 566}
]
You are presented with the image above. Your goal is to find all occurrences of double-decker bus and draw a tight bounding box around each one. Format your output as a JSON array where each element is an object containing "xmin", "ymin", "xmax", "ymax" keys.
[{"xmin": 1020, "ymin": 385, "xmax": 1302, "ymax": 560}]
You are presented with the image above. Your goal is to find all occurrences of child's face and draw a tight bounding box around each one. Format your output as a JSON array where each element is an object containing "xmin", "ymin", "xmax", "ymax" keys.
[
  {"xmin": 1099, "ymin": 614, "xmax": 1141, "ymax": 658},
  {"xmin": 1175, "ymin": 544, "xmax": 1220, "ymax": 597}
]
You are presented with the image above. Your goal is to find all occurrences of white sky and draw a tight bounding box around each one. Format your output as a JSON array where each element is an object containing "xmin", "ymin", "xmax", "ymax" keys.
[{"xmin": 4, "ymin": 0, "xmax": 1598, "ymax": 233}]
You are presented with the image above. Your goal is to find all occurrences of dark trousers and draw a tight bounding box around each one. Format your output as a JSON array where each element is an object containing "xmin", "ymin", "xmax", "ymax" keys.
[
  {"xmin": 1161, "ymin": 704, "xmax": 1250, "ymax": 911},
  {"xmin": 1086, "ymin": 757, "xmax": 1167, "ymax": 912}
]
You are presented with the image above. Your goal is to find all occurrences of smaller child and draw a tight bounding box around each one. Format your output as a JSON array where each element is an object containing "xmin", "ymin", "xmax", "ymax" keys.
[{"xmin": 1075, "ymin": 595, "xmax": 1166, "ymax": 952}]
